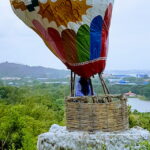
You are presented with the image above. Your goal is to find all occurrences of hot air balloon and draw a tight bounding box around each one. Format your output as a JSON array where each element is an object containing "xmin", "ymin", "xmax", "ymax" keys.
[
  {"xmin": 10, "ymin": 0, "xmax": 114, "ymax": 78},
  {"xmin": 10, "ymin": 0, "xmax": 130, "ymax": 135}
]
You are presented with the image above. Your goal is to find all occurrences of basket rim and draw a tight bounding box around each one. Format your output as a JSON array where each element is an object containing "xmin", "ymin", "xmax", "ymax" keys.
[{"xmin": 65, "ymin": 94, "xmax": 127, "ymax": 104}]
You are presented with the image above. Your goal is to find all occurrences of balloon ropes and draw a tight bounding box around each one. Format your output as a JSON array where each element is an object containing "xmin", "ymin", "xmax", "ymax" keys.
[{"xmin": 10, "ymin": 0, "xmax": 114, "ymax": 96}]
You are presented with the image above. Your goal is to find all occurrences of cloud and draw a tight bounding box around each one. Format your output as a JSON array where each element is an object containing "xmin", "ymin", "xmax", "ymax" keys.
[
  {"xmin": 0, "ymin": 0, "xmax": 150, "ymax": 70},
  {"xmin": 0, "ymin": 0, "xmax": 65, "ymax": 69},
  {"xmin": 107, "ymin": 0, "xmax": 150, "ymax": 70}
]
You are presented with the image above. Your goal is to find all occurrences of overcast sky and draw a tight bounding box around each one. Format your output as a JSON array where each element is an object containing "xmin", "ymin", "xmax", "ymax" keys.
[{"xmin": 0, "ymin": 0, "xmax": 150, "ymax": 70}]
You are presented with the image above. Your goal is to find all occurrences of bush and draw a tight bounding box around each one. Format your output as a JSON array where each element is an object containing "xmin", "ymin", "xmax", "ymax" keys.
[{"xmin": 0, "ymin": 85, "xmax": 65, "ymax": 150}]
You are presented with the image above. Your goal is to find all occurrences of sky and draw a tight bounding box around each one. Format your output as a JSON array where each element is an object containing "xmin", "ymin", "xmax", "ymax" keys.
[{"xmin": 0, "ymin": 0, "xmax": 150, "ymax": 70}]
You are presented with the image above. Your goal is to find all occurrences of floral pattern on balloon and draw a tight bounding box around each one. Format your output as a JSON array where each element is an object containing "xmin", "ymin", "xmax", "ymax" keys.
[
  {"xmin": 32, "ymin": 3, "xmax": 113, "ymax": 64},
  {"xmin": 38, "ymin": 0, "xmax": 92, "ymax": 27}
]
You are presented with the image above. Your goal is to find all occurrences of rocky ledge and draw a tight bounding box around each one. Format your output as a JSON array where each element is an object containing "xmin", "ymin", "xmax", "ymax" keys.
[{"xmin": 37, "ymin": 124, "xmax": 150, "ymax": 150}]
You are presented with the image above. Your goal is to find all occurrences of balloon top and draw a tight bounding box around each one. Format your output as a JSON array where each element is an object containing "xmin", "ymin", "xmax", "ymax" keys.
[{"xmin": 10, "ymin": 0, "xmax": 114, "ymax": 78}]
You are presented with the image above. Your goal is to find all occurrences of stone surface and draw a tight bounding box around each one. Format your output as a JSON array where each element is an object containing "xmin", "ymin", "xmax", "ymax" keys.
[{"xmin": 37, "ymin": 124, "xmax": 150, "ymax": 150}]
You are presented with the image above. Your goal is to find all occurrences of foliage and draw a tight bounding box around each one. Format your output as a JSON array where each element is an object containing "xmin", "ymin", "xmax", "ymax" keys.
[
  {"xmin": 0, "ymin": 84, "xmax": 150, "ymax": 150},
  {"xmin": 124, "ymin": 140, "xmax": 150, "ymax": 150},
  {"xmin": 129, "ymin": 112, "xmax": 150, "ymax": 131},
  {"xmin": 139, "ymin": 140, "xmax": 150, "ymax": 150},
  {"xmin": 0, "ymin": 84, "xmax": 67, "ymax": 150},
  {"xmin": 128, "ymin": 106, "xmax": 150, "ymax": 131},
  {"xmin": 108, "ymin": 84, "xmax": 150, "ymax": 100},
  {"xmin": 0, "ymin": 80, "xmax": 3, "ymax": 86}
]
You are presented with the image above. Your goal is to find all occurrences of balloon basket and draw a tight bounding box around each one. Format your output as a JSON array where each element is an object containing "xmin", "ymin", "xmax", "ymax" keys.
[{"xmin": 65, "ymin": 95, "xmax": 129, "ymax": 132}]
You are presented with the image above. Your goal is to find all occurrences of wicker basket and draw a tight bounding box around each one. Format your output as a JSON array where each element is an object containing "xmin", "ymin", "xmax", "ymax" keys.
[{"xmin": 65, "ymin": 95, "xmax": 129, "ymax": 132}]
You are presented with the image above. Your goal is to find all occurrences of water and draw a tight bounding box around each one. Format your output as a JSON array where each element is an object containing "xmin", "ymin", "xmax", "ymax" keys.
[{"xmin": 127, "ymin": 98, "xmax": 150, "ymax": 113}]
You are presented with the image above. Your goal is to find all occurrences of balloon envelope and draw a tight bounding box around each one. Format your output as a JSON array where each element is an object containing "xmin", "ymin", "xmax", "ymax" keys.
[{"xmin": 10, "ymin": 0, "xmax": 114, "ymax": 78}]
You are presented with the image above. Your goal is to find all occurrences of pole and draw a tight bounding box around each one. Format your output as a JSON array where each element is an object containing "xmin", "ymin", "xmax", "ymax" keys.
[
  {"xmin": 70, "ymin": 71, "xmax": 76, "ymax": 97},
  {"xmin": 70, "ymin": 71, "xmax": 73, "ymax": 97},
  {"xmin": 73, "ymin": 73, "xmax": 76, "ymax": 97},
  {"xmin": 98, "ymin": 73, "xmax": 111, "ymax": 102},
  {"xmin": 89, "ymin": 78, "xmax": 94, "ymax": 96}
]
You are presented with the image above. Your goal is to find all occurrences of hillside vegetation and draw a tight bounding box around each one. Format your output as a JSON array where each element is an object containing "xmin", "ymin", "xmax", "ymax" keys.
[
  {"xmin": 0, "ymin": 84, "xmax": 150, "ymax": 150},
  {"xmin": 0, "ymin": 84, "xmax": 68, "ymax": 150}
]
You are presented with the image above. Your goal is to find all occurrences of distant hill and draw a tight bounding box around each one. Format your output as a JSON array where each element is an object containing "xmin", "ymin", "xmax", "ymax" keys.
[
  {"xmin": 0, "ymin": 62, "xmax": 150, "ymax": 79},
  {"xmin": 0, "ymin": 62, "xmax": 69, "ymax": 79}
]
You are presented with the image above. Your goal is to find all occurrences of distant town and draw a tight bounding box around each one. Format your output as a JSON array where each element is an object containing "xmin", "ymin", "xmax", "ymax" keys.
[
  {"xmin": 104, "ymin": 73, "xmax": 150, "ymax": 85},
  {"xmin": 1, "ymin": 73, "xmax": 150, "ymax": 86},
  {"xmin": 0, "ymin": 62, "xmax": 150, "ymax": 88}
]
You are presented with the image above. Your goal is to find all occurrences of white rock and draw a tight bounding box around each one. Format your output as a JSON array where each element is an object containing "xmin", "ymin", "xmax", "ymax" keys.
[{"xmin": 37, "ymin": 124, "xmax": 150, "ymax": 150}]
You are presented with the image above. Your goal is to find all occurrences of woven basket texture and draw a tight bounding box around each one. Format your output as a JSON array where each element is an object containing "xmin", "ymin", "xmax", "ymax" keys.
[{"xmin": 65, "ymin": 95, "xmax": 129, "ymax": 132}]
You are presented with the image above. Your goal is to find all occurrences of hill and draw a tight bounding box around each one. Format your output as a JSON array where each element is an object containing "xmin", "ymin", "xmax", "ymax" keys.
[
  {"xmin": 0, "ymin": 62, "xmax": 69, "ymax": 79},
  {"xmin": 0, "ymin": 62, "xmax": 150, "ymax": 79}
]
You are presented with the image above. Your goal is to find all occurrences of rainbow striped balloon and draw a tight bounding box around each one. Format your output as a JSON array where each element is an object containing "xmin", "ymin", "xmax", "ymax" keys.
[{"xmin": 10, "ymin": 0, "xmax": 114, "ymax": 78}]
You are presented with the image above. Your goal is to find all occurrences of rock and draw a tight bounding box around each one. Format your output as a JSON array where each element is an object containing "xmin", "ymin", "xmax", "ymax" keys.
[{"xmin": 37, "ymin": 124, "xmax": 150, "ymax": 150}]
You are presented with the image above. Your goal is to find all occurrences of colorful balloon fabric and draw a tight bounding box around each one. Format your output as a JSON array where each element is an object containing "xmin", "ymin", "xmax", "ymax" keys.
[{"xmin": 10, "ymin": 0, "xmax": 114, "ymax": 78}]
